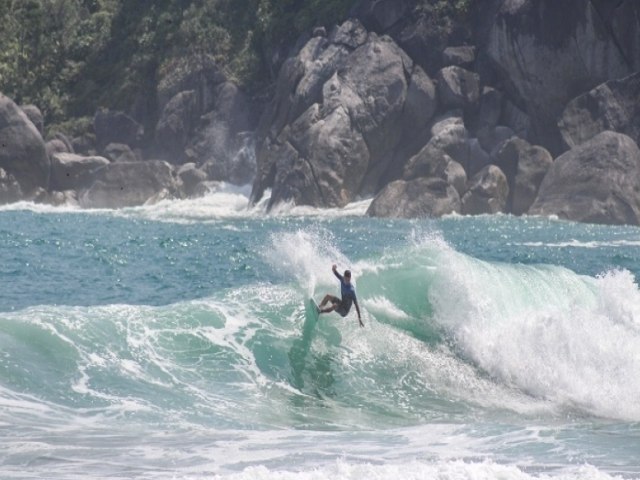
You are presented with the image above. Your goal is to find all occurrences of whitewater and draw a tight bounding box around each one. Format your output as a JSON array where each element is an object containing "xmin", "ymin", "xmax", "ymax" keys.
[{"xmin": 1, "ymin": 184, "xmax": 639, "ymax": 479}]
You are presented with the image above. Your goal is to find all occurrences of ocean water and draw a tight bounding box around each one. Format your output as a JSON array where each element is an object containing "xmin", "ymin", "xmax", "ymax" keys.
[{"xmin": 1, "ymin": 184, "xmax": 639, "ymax": 479}]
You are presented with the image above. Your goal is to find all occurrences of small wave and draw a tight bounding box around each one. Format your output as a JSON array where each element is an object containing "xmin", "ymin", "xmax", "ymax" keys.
[
  {"xmin": 0, "ymin": 183, "xmax": 372, "ymax": 223},
  {"xmin": 212, "ymin": 460, "xmax": 623, "ymax": 480},
  {"xmin": 515, "ymin": 239, "xmax": 640, "ymax": 248}
]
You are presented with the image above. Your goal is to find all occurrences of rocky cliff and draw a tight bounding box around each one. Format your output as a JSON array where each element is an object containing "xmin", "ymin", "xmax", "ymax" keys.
[{"xmin": 1, "ymin": 0, "xmax": 639, "ymax": 224}]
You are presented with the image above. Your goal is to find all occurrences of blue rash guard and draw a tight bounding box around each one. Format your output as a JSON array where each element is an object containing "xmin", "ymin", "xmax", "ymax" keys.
[{"xmin": 334, "ymin": 270, "xmax": 357, "ymax": 317}]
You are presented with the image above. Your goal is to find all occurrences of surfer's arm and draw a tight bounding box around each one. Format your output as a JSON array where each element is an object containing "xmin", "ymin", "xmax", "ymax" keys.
[
  {"xmin": 332, "ymin": 266, "xmax": 343, "ymax": 282},
  {"xmin": 354, "ymin": 298, "xmax": 363, "ymax": 327}
]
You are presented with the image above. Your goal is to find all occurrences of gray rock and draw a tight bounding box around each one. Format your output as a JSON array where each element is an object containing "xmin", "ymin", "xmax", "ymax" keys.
[
  {"xmin": 468, "ymin": 87, "xmax": 504, "ymax": 132},
  {"xmin": 485, "ymin": 0, "xmax": 639, "ymax": 151},
  {"xmin": 252, "ymin": 22, "xmax": 438, "ymax": 209},
  {"xmin": 467, "ymin": 138, "xmax": 491, "ymax": 177},
  {"xmin": 0, "ymin": 168, "xmax": 23, "ymax": 204},
  {"xmin": 155, "ymin": 90, "xmax": 197, "ymax": 162},
  {"xmin": 0, "ymin": 94, "xmax": 49, "ymax": 193},
  {"xmin": 477, "ymin": 125, "xmax": 515, "ymax": 155},
  {"xmin": 46, "ymin": 139, "xmax": 71, "ymax": 160},
  {"xmin": 72, "ymin": 133, "xmax": 97, "ymax": 156},
  {"xmin": 51, "ymin": 132, "xmax": 74, "ymax": 154},
  {"xmin": 500, "ymin": 100, "xmax": 531, "ymax": 140},
  {"xmin": 20, "ymin": 105, "xmax": 44, "ymax": 135},
  {"xmin": 461, "ymin": 165, "xmax": 509, "ymax": 215},
  {"xmin": 403, "ymin": 143, "xmax": 452, "ymax": 181},
  {"xmin": 529, "ymin": 131, "xmax": 640, "ymax": 225},
  {"xmin": 178, "ymin": 163, "xmax": 208, "ymax": 197},
  {"xmin": 427, "ymin": 114, "xmax": 470, "ymax": 168},
  {"xmin": 104, "ymin": 143, "xmax": 139, "ymax": 163},
  {"xmin": 445, "ymin": 160, "xmax": 468, "ymax": 197},
  {"xmin": 558, "ymin": 72, "xmax": 640, "ymax": 150},
  {"xmin": 157, "ymin": 54, "xmax": 225, "ymax": 117},
  {"xmin": 435, "ymin": 66, "xmax": 480, "ymax": 110},
  {"xmin": 367, "ymin": 177, "xmax": 461, "ymax": 218},
  {"xmin": 493, "ymin": 137, "xmax": 553, "ymax": 215},
  {"xmin": 403, "ymin": 143, "xmax": 467, "ymax": 196},
  {"xmin": 329, "ymin": 18, "xmax": 369, "ymax": 48},
  {"xmin": 50, "ymin": 153, "xmax": 110, "ymax": 191},
  {"xmin": 94, "ymin": 108, "xmax": 143, "ymax": 151},
  {"xmin": 79, "ymin": 160, "xmax": 179, "ymax": 209},
  {"xmin": 442, "ymin": 46, "xmax": 476, "ymax": 68}
]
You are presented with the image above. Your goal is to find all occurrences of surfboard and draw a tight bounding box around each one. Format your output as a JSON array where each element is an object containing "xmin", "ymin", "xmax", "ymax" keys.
[
  {"xmin": 289, "ymin": 298, "xmax": 321, "ymax": 388},
  {"xmin": 307, "ymin": 298, "xmax": 320, "ymax": 322}
]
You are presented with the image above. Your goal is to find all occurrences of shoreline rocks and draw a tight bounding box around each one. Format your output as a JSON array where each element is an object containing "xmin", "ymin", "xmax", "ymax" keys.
[{"xmin": 1, "ymin": 1, "xmax": 640, "ymax": 225}]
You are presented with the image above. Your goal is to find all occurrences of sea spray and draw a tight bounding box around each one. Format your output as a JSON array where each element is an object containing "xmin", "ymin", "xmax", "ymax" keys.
[{"xmin": 429, "ymin": 247, "xmax": 640, "ymax": 420}]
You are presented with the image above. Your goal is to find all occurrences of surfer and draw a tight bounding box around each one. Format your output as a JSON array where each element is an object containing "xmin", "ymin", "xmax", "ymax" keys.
[{"xmin": 319, "ymin": 264, "xmax": 364, "ymax": 327}]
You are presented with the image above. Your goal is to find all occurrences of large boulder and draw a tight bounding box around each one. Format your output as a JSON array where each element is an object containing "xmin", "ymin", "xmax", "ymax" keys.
[
  {"xmin": 251, "ymin": 20, "xmax": 438, "ymax": 209},
  {"xmin": 177, "ymin": 163, "xmax": 208, "ymax": 197},
  {"xmin": 50, "ymin": 153, "xmax": 110, "ymax": 191},
  {"xmin": 558, "ymin": 72, "xmax": 640, "ymax": 150},
  {"xmin": 425, "ymin": 114, "xmax": 470, "ymax": 171},
  {"xmin": 461, "ymin": 165, "xmax": 509, "ymax": 215},
  {"xmin": 0, "ymin": 94, "xmax": 49, "ymax": 193},
  {"xmin": 403, "ymin": 143, "xmax": 467, "ymax": 196},
  {"xmin": 46, "ymin": 139, "xmax": 71, "ymax": 160},
  {"xmin": 367, "ymin": 177, "xmax": 461, "ymax": 218},
  {"xmin": 20, "ymin": 105, "xmax": 44, "ymax": 135},
  {"xmin": 103, "ymin": 143, "xmax": 139, "ymax": 163},
  {"xmin": 485, "ymin": 0, "xmax": 640, "ymax": 152},
  {"xmin": 493, "ymin": 137, "xmax": 553, "ymax": 215},
  {"xmin": 79, "ymin": 160, "xmax": 179, "ymax": 209},
  {"xmin": 529, "ymin": 131, "xmax": 640, "ymax": 225}
]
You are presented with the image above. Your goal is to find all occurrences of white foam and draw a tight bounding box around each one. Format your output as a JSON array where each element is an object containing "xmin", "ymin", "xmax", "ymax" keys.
[
  {"xmin": 265, "ymin": 229, "xmax": 352, "ymax": 297},
  {"xmin": 429, "ymin": 248, "xmax": 640, "ymax": 421},
  {"xmin": 209, "ymin": 460, "xmax": 623, "ymax": 480},
  {"xmin": 0, "ymin": 184, "xmax": 372, "ymax": 223},
  {"xmin": 516, "ymin": 239, "xmax": 640, "ymax": 249}
]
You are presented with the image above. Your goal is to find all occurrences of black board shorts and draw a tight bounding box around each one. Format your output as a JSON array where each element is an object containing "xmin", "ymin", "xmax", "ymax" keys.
[{"xmin": 330, "ymin": 295, "xmax": 350, "ymax": 317}]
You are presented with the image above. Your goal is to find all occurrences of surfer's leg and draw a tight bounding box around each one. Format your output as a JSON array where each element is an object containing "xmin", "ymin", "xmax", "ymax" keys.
[
  {"xmin": 320, "ymin": 296, "xmax": 340, "ymax": 314},
  {"xmin": 319, "ymin": 294, "xmax": 332, "ymax": 307},
  {"xmin": 320, "ymin": 294, "xmax": 338, "ymax": 308}
]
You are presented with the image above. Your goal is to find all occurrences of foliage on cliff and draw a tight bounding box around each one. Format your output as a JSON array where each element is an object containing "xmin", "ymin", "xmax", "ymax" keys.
[
  {"xmin": 0, "ymin": 0, "xmax": 354, "ymax": 131},
  {"xmin": 0, "ymin": 0, "xmax": 471, "ymax": 134}
]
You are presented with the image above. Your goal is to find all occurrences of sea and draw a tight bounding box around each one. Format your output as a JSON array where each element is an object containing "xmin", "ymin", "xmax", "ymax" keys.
[{"xmin": 1, "ymin": 183, "xmax": 639, "ymax": 479}]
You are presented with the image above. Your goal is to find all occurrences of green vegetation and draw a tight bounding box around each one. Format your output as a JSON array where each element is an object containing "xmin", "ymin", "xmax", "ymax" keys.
[
  {"xmin": 415, "ymin": 0, "xmax": 473, "ymax": 42},
  {"xmin": 0, "ymin": 0, "xmax": 471, "ymax": 137},
  {"xmin": 0, "ymin": 0, "xmax": 355, "ymax": 135}
]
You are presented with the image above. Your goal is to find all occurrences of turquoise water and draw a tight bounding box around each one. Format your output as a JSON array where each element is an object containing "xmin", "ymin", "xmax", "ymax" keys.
[{"xmin": 1, "ymin": 189, "xmax": 640, "ymax": 479}]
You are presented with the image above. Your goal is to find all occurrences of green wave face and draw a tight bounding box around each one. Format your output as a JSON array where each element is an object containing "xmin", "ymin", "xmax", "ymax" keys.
[{"xmin": 2, "ymin": 228, "xmax": 640, "ymax": 433}]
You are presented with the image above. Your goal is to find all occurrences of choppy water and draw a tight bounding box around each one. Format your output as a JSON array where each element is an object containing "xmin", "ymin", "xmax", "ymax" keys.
[{"xmin": 1, "ymin": 184, "xmax": 639, "ymax": 479}]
